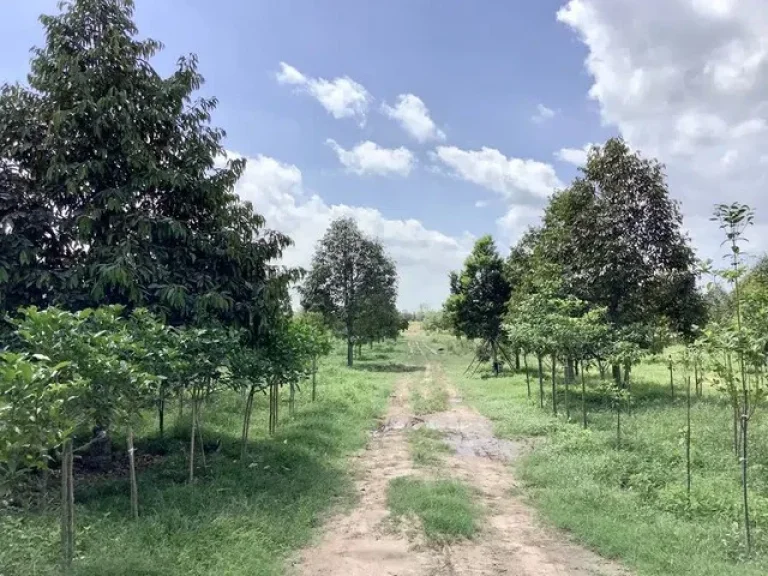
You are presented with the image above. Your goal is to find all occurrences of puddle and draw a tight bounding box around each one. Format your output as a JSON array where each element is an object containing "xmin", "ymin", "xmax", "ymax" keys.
[{"xmin": 421, "ymin": 410, "xmax": 523, "ymax": 462}]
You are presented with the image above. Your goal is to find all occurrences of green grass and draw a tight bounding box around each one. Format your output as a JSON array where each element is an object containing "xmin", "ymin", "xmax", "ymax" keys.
[
  {"xmin": 386, "ymin": 476, "xmax": 480, "ymax": 543},
  {"xmin": 0, "ymin": 341, "xmax": 409, "ymax": 576},
  {"xmin": 409, "ymin": 361, "xmax": 449, "ymax": 415},
  {"xmin": 435, "ymin": 337, "xmax": 768, "ymax": 576},
  {"xmin": 407, "ymin": 427, "xmax": 451, "ymax": 467}
]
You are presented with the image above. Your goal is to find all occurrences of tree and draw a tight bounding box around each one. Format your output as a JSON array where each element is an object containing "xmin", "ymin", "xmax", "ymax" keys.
[
  {"xmin": 446, "ymin": 236, "xmax": 511, "ymax": 374},
  {"xmin": 530, "ymin": 139, "xmax": 703, "ymax": 384},
  {"xmin": 300, "ymin": 218, "xmax": 398, "ymax": 366},
  {"xmin": 0, "ymin": 0, "xmax": 293, "ymax": 330}
]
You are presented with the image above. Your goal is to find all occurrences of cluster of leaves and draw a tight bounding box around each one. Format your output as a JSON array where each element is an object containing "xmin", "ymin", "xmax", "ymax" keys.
[{"xmin": 300, "ymin": 218, "xmax": 400, "ymax": 366}]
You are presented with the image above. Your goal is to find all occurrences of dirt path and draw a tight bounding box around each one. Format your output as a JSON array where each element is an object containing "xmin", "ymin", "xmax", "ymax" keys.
[{"xmin": 296, "ymin": 356, "xmax": 630, "ymax": 576}]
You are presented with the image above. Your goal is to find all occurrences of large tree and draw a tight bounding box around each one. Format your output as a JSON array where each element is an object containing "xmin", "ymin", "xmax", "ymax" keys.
[
  {"xmin": 446, "ymin": 236, "xmax": 511, "ymax": 373},
  {"xmin": 535, "ymin": 138, "xmax": 703, "ymax": 337},
  {"xmin": 0, "ymin": 0, "xmax": 292, "ymax": 332},
  {"xmin": 300, "ymin": 218, "xmax": 399, "ymax": 366}
]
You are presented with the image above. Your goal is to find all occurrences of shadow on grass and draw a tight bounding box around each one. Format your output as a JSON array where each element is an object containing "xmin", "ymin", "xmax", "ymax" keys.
[
  {"xmin": 352, "ymin": 362, "xmax": 425, "ymax": 373},
  {"xmin": 9, "ymin": 394, "xmax": 380, "ymax": 576}
]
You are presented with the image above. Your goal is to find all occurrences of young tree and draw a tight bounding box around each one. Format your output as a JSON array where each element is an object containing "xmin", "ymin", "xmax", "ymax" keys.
[{"xmin": 446, "ymin": 236, "xmax": 511, "ymax": 374}]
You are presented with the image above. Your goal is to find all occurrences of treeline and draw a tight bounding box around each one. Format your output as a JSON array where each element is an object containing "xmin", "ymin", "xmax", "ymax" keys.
[
  {"xmin": 0, "ymin": 0, "xmax": 399, "ymax": 569},
  {"xmin": 444, "ymin": 139, "xmax": 768, "ymax": 553}
]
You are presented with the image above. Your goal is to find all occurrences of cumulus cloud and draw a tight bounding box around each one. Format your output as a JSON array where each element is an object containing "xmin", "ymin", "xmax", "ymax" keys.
[
  {"xmin": 381, "ymin": 94, "xmax": 446, "ymax": 143},
  {"xmin": 228, "ymin": 152, "xmax": 474, "ymax": 310},
  {"xmin": 433, "ymin": 145, "xmax": 564, "ymax": 203},
  {"xmin": 532, "ymin": 103, "xmax": 556, "ymax": 123},
  {"xmin": 326, "ymin": 139, "xmax": 414, "ymax": 176},
  {"xmin": 557, "ymin": 0, "xmax": 768, "ymax": 264},
  {"xmin": 276, "ymin": 62, "xmax": 371, "ymax": 124},
  {"xmin": 555, "ymin": 143, "xmax": 596, "ymax": 166}
]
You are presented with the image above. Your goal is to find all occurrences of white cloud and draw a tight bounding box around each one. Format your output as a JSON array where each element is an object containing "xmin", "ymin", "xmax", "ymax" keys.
[
  {"xmin": 326, "ymin": 140, "xmax": 414, "ymax": 176},
  {"xmin": 475, "ymin": 200, "xmax": 489, "ymax": 208},
  {"xmin": 532, "ymin": 103, "xmax": 556, "ymax": 123},
  {"xmin": 497, "ymin": 205, "xmax": 546, "ymax": 245},
  {"xmin": 555, "ymin": 143, "xmax": 595, "ymax": 166},
  {"xmin": 557, "ymin": 0, "xmax": 768, "ymax": 262},
  {"xmin": 434, "ymin": 145, "xmax": 564, "ymax": 203},
  {"xmin": 381, "ymin": 94, "xmax": 446, "ymax": 143},
  {"xmin": 228, "ymin": 152, "xmax": 473, "ymax": 310},
  {"xmin": 276, "ymin": 62, "xmax": 371, "ymax": 124}
]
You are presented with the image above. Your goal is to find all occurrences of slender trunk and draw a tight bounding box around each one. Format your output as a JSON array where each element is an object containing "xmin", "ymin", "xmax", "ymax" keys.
[
  {"xmin": 616, "ymin": 399, "xmax": 622, "ymax": 448},
  {"xmin": 626, "ymin": 364, "xmax": 632, "ymax": 416},
  {"xmin": 158, "ymin": 387, "xmax": 166, "ymax": 438},
  {"xmin": 188, "ymin": 389, "xmax": 197, "ymax": 483},
  {"xmin": 551, "ymin": 354, "xmax": 558, "ymax": 416},
  {"xmin": 289, "ymin": 381, "xmax": 295, "ymax": 416},
  {"xmin": 598, "ymin": 359, "xmax": 606, "ymax": 380},
  {"xmin": 196, "ymin": 403, "xmax": 206, "ymax": 470},
  {"xmin": 127, "ymin": 427, "xmax": 139, "ymax": 520},
  {"xmin": 347, "ymin": 338, "xmax": 353, "ymax": 367},
  {"xmin": 581, "ymin": 366, "xmax": 588, "ymax": 429},
  {"xmin": 268, "ymin": 383, "xmax": 275, "ymax": 435},
  {"xmin": 241, "ymin": 387, "xmax": 255, "ymax": 460},
  {"xmin": 612, "ymin": 364, "xmax": 623, "ymax": 388},
  {"xmin": 564, "ymin": 358, "xmax": 571, "ymax": 420},
  {"xmin": 523, "ymin": 353, "xmax": 531, "ymax": 399},
  {"xmin": 492, "ymin": 340, "xmax": 499, "ymax": 376},
  {"xmin": 537, "ymin": 354, "xmax": 544, "ymax": 409},
  {"xmin": 694, "ymin": 363, "xmax": 700, "ymax": 397},
  {"xmin": 311, "ymin": 356, "xmax": 318, "ymax": 401},
  {"xmin": 515, "ymin": 349, "xmax": 521, "ymax": 371},
  {"xmin": 741, "ymin": 361, "xmax": 751, "ymax": 554},
  {"xmin": 60, "ymin": 438, "xmax": 74, "ymax": 571},
  {"xmin": 686, "ymin": 375, "xmax": 692, "ymax": 504},
  {"xmin": 669, "ymin": 364, "xmax": 675, "ymax": 399},
  {"xmin": 178, "ymin": 391, "xmax": 184, "ymax": 425}
]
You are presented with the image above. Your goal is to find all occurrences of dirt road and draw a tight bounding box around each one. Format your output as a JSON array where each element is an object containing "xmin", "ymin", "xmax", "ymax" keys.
[{"xmin": 295, "ymin": 356, "xmax": 629, "ymax": 576}]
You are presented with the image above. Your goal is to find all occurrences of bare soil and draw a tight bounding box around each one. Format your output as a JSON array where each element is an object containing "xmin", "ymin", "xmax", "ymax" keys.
[{"xmin": 295, "ymin": 359, "xmax": 630, "ymax": 576}]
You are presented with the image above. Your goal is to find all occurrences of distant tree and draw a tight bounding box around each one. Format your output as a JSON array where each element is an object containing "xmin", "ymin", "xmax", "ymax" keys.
[
  {"xmin": 446, "ymin": 236, "xmax": 511, "ymax": 374},
  {"xmin": 300, "ymin": 218, "xmax": 398, "ymax": 366}
]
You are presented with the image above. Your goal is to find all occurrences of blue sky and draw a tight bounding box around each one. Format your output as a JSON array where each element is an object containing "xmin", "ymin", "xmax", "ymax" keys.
[{"xmin": 3, "ymin": 1, "xmax": 767, "ymax": 309}]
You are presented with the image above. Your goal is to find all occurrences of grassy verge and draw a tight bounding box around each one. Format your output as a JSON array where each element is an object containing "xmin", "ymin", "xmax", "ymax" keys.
[
  {"xmin": 436, "ymin": 339, "xmax": 768, "ymax": 576},
  {"xmin": 387, "ymin": 476, "xmax": 479, "ymax": 543},
  {"xmin": 1, "ymin": 341, "xmax": 407, "ymax": 576},
  {"xmin": 407, "ymin": 427, "xmax": 451, "ymax": 467}
]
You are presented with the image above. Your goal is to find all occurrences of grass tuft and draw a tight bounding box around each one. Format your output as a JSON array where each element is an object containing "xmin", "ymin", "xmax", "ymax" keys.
[{"xmin": 387, "ymin": 476, "xmax": 479, "ymax": 543}]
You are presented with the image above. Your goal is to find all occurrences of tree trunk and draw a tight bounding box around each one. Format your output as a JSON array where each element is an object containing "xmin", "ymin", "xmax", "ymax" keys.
[
  {"xmin": 158, "ymin": 387, "xmax": 165, "ymax": 438},
  {"xmin": 581, "ymin": 366, "xmax": 588, "ymax": 429},
  {"xmin": 289, "ymin": 381, "xmax": 296, "ymax": 416},
  {"xmin": 625, "ymin": 364, "xmax": 632, "ymax": 415},
  {"xmin": 551, "ymin": 354, "xmax": 558, "ymax": 416},
  {"xmin": 564, "ymin": 358, "xmax": 572, "ymax": 420},
  {"xmin": 686, "ymin": 375, "xmax": 692, "ymax": 503},
  {"xmin": 616, "ymin": 399, "xmax": 622, "ymax": 448},
  {"xmin": 515, "ymin": 349, "xmax": 521, "ymax": 371},
  {"xmin": 178, "ymin": 391, "xmax": 184, "ymax": 425},
  {"xmin": 492, "ymin": 341, "xmax": 499, "ymax": 376},
  {"xmin": 347, "ymin": 338, "xmax": 354, "ymax": 367},
  {"xmin": 740, "ymin": 353, "xmax": 751, "ymax": 554},
  {"xmin": 537, "ymin": 354, "xmax": 544, "ymax": 409},
  {"xmin": 127, "ymin": 427, "xmax": 139, "ymax": 520},
  {"xmin": 241, "ymin": 386, "xmax": 255, "ymax": 460},
  {"xmin": 598, "ymin": 359, "xmax": 606, "ymax": 380},
  {"xmin": 188, "ymin": 389, "xmax": 197, "ymax": 482},
  {"xmin": 669, "ymin": 364, "xmax": 675, "ymax": 399},
  {"xmin": 612, "ymin": 364, "xmax": 623, "ymax": 388},
  {"xmin": 60, "ymin": 438, "xmax": 74, "ymax": 570},
  {"xmin": 523, "ymin": 353, "xmax": 531, "ymax": 399},
  {"xmin": 311, "ymin": 356, "xmax": 318, "ymax": 401}
]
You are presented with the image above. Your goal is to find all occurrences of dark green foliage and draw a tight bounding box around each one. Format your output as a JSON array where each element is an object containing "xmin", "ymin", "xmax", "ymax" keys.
[{"xmin": 0, "ymin": 0, "xmax": 294, "ymax": 330}]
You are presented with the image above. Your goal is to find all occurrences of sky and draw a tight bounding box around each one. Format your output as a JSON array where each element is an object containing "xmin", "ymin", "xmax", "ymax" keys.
[{"xmin": 2, "ymin": 0, "xmax": 767, "ymax": 310}]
